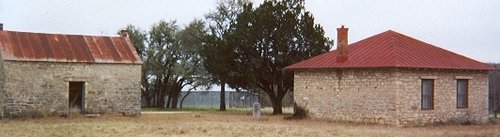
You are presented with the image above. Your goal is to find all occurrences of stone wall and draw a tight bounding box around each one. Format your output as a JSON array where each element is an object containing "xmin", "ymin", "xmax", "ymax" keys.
[
  {"xmin": 394, "ymin": 69, "xmax": 489, "ymax": 125},
  {"xmin": 293, "ymin": 68, "xmax": 489, "ymax": 126},
  {"xmin": 1, "ymin": 61, "xmax": 141, "ymax": 118},
  {"xmin": 0, "ymin": 54, "xmax": 4, "ymax": 118},
  {"xmin": 294, "ymin": 69, "xmax": 399, "ymax": 124}
]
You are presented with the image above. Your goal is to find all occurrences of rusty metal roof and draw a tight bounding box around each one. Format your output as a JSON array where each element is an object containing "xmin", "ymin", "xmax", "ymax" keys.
[
  {"xmin": 286, "ymin": 30, "xmax": 493, "ymax": 70},
  {"xmin": 0, "ymin": 30, "xmax": 142, "ymax": 64}
]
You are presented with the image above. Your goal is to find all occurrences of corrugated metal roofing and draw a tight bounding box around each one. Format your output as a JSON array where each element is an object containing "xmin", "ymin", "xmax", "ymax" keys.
[
  {"xmin": 286, "ymin": 30, "xmax": 493, "ymax": 70},
  {"xmin": 0, "ymin": 30, "xmax": 142, "ymax": 64}
]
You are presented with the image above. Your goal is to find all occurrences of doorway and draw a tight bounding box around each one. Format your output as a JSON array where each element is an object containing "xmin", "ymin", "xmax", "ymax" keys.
[{"xmin": 69, "ymin": 82, "xmax": 85, "ymax": 114}]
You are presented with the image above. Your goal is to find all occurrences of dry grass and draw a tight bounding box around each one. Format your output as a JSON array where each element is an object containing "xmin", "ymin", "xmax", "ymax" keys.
[{"xmin": 0, "ymin": 108, "xmax": 499, "ymax": 137}]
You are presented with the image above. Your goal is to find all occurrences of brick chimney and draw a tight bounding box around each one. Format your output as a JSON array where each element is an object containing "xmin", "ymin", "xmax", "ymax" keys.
[
  {"xmin": 336, "ymin": 25, "xmax": 348, "ymax": 63},
  {"xmin": 120, "ymin": 29, "xmax": 128, "ymax": 37}
]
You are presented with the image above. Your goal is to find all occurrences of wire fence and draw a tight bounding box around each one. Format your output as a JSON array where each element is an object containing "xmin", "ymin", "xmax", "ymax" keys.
[
  {"xmin": 174, "ymin": 91, "xmax": 293, "ymax": 109},
  {"xmin": 177, "ymin": 91, "xmax": 258, "ymax": 109}
]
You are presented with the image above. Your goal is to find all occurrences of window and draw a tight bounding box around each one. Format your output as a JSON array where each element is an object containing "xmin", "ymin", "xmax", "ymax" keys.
[
  {"xmin": 457, "ymin": 79, "xmax": 468, "ymax": 108},
  {"xmin": 421, "ymin": 79, "xmax": 434, "ymax": 110}
]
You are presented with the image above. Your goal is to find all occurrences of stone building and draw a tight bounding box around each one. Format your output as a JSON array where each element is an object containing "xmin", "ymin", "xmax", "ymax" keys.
[
  {"xmin": 285, "ymin": 26, "xmax": 493, "ymax": 126},
  {"xmin": 0, "ymin": 25, "xmax": 142, "ymax": 118}
]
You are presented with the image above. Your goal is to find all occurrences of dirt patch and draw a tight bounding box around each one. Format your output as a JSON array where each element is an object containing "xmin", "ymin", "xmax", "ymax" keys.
[{"xmin": 141, "ymin": 111, "xmax": 192, "ymax": 114}]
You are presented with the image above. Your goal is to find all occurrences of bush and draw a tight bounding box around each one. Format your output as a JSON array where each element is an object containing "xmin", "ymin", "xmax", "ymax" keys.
[{"xmin": 284, "ymin": 103, "xmax": 307, "ymax": 120}]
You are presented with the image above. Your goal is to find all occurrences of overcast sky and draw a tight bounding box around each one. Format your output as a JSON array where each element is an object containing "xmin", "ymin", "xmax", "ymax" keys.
[{"xmin": 1, "ymin": 0, "xmax": 499, "ymax": 64}]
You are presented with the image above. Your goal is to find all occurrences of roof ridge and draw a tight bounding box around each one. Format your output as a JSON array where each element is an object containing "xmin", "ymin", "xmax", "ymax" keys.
[
  {"xmin": 348, "ymin": 30, "xmax": 392, "ymax": 46},
  {"xmin": 2, "ymin": 30, "xmax": 123, "ymax": 38},
  {"xmin": 387, "ymin": 32, "xmax": 401, "ymax": 67}
]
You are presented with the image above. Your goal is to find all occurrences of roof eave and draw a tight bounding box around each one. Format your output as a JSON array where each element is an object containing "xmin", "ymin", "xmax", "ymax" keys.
[{"xmin": 284, "ymin": 66, "xmax": 493, "ymax": 71}]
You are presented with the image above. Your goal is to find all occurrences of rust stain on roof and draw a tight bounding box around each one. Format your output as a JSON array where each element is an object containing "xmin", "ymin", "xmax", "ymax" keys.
[{"xmin": 0, "ymin": 30, "xmax": 142, "ymax": 64}]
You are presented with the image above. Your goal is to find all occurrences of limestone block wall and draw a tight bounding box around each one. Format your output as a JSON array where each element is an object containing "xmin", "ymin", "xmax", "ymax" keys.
[
  {"xmin": 0, "ymin": 56, "xmax": 4, "ymax": 118},
  {"xmin": 294, "ymin": 69, "xmax": 399, "ymax": 124},
  {"xmin": 294, "ymin": 69, "xmax": 489, "ymax": 126},
  {"xmin": 1, "ymin": 61, "xmax": 141, "ymax": 118},
  {"xmin": 394, "ymin": 69, "xmax": 489, "ymax": 125}
]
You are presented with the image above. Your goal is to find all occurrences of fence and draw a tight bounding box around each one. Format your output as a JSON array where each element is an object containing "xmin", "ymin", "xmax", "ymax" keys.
[
  {"xmin": 177, "ymin": 91, "xmax": 259, "ymax": 109},
  {"xmin": 174, "ymin": 90, "xmax": 293, "ymax": 109}
]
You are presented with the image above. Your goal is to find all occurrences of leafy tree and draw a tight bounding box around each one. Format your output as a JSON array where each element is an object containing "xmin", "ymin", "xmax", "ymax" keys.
[
  {"xmin": 172, "ymin": 20, "xmax": 211, "ymax": 109},
  {"xmin": 226, "ymin": 0, "xmax": 333, "ymax": 114},
  {"xmin": 121, "ymin": 20, "xmax": 209, "ymax": 109},
  {"xmin": 145, "ymin": 20, "xmax": 178, "ymax": 108},
  {"xmin": 203, "ymin": 0, "xmax": 249, "ymax": 111}
]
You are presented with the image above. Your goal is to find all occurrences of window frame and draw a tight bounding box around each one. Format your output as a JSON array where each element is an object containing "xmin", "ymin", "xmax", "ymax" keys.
[
  {"xmin": 421, "ymin": 79, "xmax": 434, "ymax": 110},
  {"xmin": 456, "ymin": 79, "xmax": 469, "ymax": 109}
]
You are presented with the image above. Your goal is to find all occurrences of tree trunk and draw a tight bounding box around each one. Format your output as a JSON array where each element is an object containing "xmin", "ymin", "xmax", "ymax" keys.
[
  {"xmin": 171, "ymin": 92, "xmax": 179, "ymax": 109},
  {"xmin": 144, "ymin": 94, "xmax": 151, "ymax": 107},
  {"xmin": 271, "ymin": 96, "xmax": 283, "ymax": 115},
  {"xmin": 151, "ymin": 94, "xmax": 156, "ymax": 107},
  {"xmin": 166, "ymin": 95, "xmax": 172, "ymax": 108},
  {"xmin": 154, "ymin": 87, "xmax": 166, "ymax": 108},
  {"xmin": 219, "ymin": 81, "xmax": 226, "ymax": 111},
  {"xmin": 153, "ymin": 80, "xmax": 162, "ymax": 108},
  {"xmin": 159, "ymin": 91, "xmax": 166, "ymax": 108},
  {"xmin": 153, "ymin": 92, "xmax": 157, "ymax": 107},
  {"xmin": 141, "ymin": 88, "xmax": 149, "ymax": 107},
  {"xmin": 265, "ymin": 87, "xmax": 287, "ymax": 115},
  {"xmin": 179, "ymin": 90, "xmax": 192, "ymax": 109},
  {"xmin": 155, "ymin": 92, "xmax": 162, "ymax": 108}
]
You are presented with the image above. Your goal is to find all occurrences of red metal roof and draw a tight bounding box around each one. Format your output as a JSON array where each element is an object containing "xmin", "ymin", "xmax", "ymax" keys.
[
  {"xmin": 286, "ymin": 30, "xmax": 493, "ymax": 70},
  {"xmin": 0, "ymin": 30, "xmax": 142, "ymax": 64}
]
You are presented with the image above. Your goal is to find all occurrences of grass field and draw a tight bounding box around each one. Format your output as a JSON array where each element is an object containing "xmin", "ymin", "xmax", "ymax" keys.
[{"xmin": 0, "ymin": 108, "xmax": 499, "ymax": 137}]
